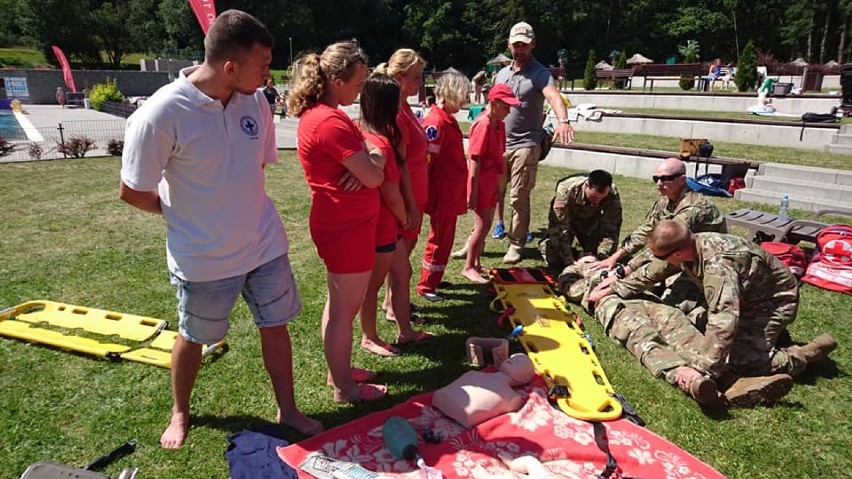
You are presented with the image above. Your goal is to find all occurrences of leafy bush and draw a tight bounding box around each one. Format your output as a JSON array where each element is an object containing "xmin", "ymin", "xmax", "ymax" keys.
[
  {"xmin": 88, "ymin": 78, "xmax": 125, "ymax": 111},
  {"xmin": 583, "ymin": 49, "xmax": 597, "ymax": 90},
  {"xmin": 0, "ymin": 136, "xmax": 16, "ymax": 157},
  {"xmin": 678, "ymin": 40, "xmax": 700, "ymax": 91},
  {"xmin": 736, "ymin": 41, "xmax": 758, "ymax": 92},
  {"xmin": 107, "ymin": 138, "xmax": 124, "ymax": 156},
  {"xmin": 57, "ymin": 135, "xmax": 96, "ymax": 158},
  {"xmin": 28, "ymin": 142, "xmax": 43, "ymax": 160}
]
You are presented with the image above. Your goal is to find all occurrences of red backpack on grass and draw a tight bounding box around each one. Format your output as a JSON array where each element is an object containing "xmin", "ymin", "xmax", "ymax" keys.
[
  {"xmin": 760, "ymin": 241, "xmax": 807, "ymax": 279},
  {"xmin": 801, "ymin": 225, "xmax": 852, "ymax": 295}
]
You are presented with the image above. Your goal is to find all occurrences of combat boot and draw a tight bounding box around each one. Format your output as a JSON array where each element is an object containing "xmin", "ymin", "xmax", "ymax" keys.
[
  {"xmin": 789, "ymin": 333, "xmax": 837, "ymax": 365},
  {"xmin": 688, "ymin": 376, "xmax": 724, "ymax": 408},
  {"xmin": 724, "ymin": 374, "xmax": 793, "ymax": 408}
]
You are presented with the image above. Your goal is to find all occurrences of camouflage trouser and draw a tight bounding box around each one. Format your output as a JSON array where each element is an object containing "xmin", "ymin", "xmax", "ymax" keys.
[
  {"xmin": 727, "ymin": 294, "xmax": 805, "ymax": 377},
  {"xmin": 595, "ymin": 297, "xmax": 705, "ymax": 385},
  {"xmin": 594, "ymin": 295, "xmax": 807, "ymax": 380}
]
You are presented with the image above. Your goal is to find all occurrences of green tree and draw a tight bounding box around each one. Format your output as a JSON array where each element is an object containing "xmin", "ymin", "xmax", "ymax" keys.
[
  {"xmin": 94, "ymin": 1, "xmax": 143, "ymax": 68},
  {"xmin": 678, "ymin": 40, "xmax": 699, "ymax": 90},
  {"xmin": 583, "ymin": 49, "xmax": 597, "ymax": 90},
  {"xmin": 615, "ymin": 50, "xmax": 627, "ymax": 89},
  {"xmin": 20, "ymin": 0, "xmax": 102, "ymax": 67},
  {"xmin": 735, "ymin": 40, "xmax": 757, "ymax": 91}
]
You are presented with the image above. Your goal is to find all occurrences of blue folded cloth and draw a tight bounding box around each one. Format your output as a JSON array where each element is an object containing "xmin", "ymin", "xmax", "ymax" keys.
[{"xmin": 226, "ymin": 428, "xmax": 296, "ymax": 479}]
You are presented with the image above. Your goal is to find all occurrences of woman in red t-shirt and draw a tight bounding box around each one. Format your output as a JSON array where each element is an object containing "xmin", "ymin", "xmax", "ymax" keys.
[
  {"xmin": 460, "ymin": 84, "xmax": 519, "ymax": 282},
  {"xmin": 288, "ymin": 41, "xmax": 387, "ymax": 403},
  {"xmin": 357, "ymin": 73, "xmax": 431, "ymax": 356},
  {"xmin": 416, "ymin": 72, "xmax": 471, "ymax": 300},
  {"xmin": 375, "ymin": 49, "xmax": 433, "ymax": 336}
]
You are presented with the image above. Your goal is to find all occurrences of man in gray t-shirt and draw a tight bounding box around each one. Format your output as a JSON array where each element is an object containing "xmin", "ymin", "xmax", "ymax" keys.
[{"xmin": 494, "ymin": 21, "xmax": 575, "ymax": 264}]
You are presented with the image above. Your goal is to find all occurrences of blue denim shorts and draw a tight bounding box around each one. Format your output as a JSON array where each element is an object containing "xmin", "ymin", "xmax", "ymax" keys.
[{"xmin": 169, "ymin": 254, "xmax": 302, "ymax": 344}]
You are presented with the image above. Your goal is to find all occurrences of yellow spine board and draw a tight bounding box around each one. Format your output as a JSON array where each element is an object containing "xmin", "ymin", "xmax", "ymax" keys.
[
  {"xmin": 1, "ymin": 300, "xmax": 222, "ymax": 368},
  {"xmin": 493, "ymin": 283, "xmax": 622, "ymax": 421}
]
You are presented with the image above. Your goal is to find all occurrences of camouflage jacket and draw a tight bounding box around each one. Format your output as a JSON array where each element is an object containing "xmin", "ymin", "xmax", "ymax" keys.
[
  {"xmin": 549, "ymin": 176, "xmax": 623, "ymax": 257},
  {"xmin": 612, "ymin": 233, "xmax": 798, "ymax": 375},
  {"xmin": 622, "ymin": 189, "xmax": 726, "ymax": 270}
]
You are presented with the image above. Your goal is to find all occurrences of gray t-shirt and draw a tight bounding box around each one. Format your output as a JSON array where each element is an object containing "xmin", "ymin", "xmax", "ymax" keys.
[{"xmin": 495, "ymin": 57, "xmax": 554, "ymax": 149}]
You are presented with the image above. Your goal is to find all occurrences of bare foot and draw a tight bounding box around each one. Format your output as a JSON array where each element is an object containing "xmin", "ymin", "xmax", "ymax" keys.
[
  {"xmin": 333, "ymin": 383, "xmax": 387, "ymax": 403},
  {"xmin": 160, "ymin": 412, "xmax": 189, "ymax": 449},
  {"xmin": 326, "ymin": 367, "xmax": 378, "ymax": 385},
  {"xmin": 276, "ymin": 409, "xmax": 324, "ymax": 436},
  {"xmin": 360, "ymin": 339, "xmax": 399, "ymax": 357},
  {"xmin": 462, "ymin": 268, "xmax": 489, "ymax": 284}
]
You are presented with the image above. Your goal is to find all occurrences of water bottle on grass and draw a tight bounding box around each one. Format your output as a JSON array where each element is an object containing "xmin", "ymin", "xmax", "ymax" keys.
[{"xmin": 778, "ymin": 194, "xmax": 790, "ymax": 220}]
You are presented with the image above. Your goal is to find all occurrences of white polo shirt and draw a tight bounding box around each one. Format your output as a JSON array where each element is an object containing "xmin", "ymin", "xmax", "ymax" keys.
[{"xmin": 121, "ymin": 66, "xmax": 287, "ymax": 282}]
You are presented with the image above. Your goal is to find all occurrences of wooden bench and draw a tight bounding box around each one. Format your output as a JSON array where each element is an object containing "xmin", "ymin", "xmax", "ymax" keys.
[
  {"xmin": 725, "ymin": 208, "xmax": 852, "ymax": 244},
  {"xmin": 595, "ymin": 68, "xmax": 634, "ymax": 90},
  {"xmin": 634, "ymin": 63, "xmax": 705, "ymax": 91}
]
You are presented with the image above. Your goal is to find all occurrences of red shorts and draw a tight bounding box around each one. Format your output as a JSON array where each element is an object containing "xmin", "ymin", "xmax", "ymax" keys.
[
  {"xmin": 311, "ymin": 216, "xmax": 377, "ymax": 274},
  {"xmin": 401, "ymin": 203, "xmax": 427, "ymax": 241},
  {"xmin": 376, "ymin": 210, "xmax": 399, "ymax": 250},
  {"xmin": 473, "ymin": 171, "xmax": 500, "ymax": 210}
]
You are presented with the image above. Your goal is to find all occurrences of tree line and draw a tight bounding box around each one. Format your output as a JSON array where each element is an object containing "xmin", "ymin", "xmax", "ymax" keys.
[{"xmin": 1, "ymin": 0, "xmax": 850, "ymax": 76}]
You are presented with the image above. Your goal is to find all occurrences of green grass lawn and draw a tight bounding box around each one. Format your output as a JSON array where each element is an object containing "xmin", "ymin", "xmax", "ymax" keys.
[{"xmin": 1, "ymin": 154, "xmax": 849, "ymax": 478}]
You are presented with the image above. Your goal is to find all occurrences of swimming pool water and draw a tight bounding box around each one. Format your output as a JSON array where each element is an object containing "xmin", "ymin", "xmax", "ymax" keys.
[{"xmin": 0, "ymin": 111, "xmax": 26, "ymax": 140}]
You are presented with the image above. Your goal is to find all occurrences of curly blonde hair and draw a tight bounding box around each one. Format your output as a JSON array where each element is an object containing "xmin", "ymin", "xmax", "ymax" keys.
[
  {"xmin": 434, "ymin": 72, "xmax": 470, "ymax": 110},
  {"xmin": 287, "ymin": 41, "xmax": 368, "ymax": 117},
  {"xmin": 374, "ymin": 48, "xmax": 425, "ymax": 78}
]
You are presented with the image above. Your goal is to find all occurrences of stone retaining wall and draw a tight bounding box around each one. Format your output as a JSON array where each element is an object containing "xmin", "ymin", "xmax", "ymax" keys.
[{"xmin": 1, "ymin": 69, "xmax": 170, "ymax": 104}]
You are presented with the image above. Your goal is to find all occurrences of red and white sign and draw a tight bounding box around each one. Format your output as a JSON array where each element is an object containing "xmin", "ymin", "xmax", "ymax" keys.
[
  {"xmin": 188, "ymin": 0, "xmax": 217, "ymax": 35},
  {"xmin": 51, "ymin": 45, "xmax": 76, "ymax": 93}
]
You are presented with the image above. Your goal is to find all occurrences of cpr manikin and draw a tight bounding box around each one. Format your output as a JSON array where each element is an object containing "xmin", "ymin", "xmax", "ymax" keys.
[{"xmin": 432, "ymin": 353, "xmax": 535, "ymax": 428}]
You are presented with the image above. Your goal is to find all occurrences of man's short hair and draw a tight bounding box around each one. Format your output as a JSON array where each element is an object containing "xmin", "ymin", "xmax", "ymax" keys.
[
  {"xmin": 648, "ymin": 219, "xmax": 692, "ymax": 253},
  {"xmin": 587, "ymin": 170, "xmax": 613, "ymax": 192},
  {"xmin": 204, "ymin": 10, "xmax": 273, "ymax": 64}
]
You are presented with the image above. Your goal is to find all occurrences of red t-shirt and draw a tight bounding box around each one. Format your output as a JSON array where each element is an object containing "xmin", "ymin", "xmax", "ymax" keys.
[
  {"xmin": 423, "ymin": 106, "xmax": 467, "ymax": 216},
  {"xmin": 398, "ymin": 103, "xmax": 428, "ymax": 208},
  {"xmin": 467, "ymin": 113, "xmax": 506, "ymax": 175},
  {"xmin": 362, "ymin": 130, "xmax": 401, "ymax": 246},
  {"xmin": 297, "ymin": 104, "xmax": 379, "ymax": 225}
]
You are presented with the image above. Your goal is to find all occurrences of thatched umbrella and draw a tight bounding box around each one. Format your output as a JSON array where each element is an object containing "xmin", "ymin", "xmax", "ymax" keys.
[
  {"xmin": 486, "ymin": 53, "xmax": 512, "ymax": 66},
  {"xmin": 595, "ymin": 61, "xmax": 613, "ymax": 70},
  {"xmin": 626, "ymin": 53, "xmax": 653, "ymax": 64}
]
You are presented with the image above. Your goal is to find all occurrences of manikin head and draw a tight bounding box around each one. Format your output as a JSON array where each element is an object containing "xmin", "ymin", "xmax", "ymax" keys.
[{"xmin": 499, "ymin": 353, "xmax": 536, "ymax": 386}]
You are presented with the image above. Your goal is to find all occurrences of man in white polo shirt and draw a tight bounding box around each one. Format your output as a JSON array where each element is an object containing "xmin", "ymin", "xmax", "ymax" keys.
[
  {"xmin": 493, "ymin": 22, "xmax": 575, "ymax": 264},
  {"xmin": 119, "ymin": 10, "xmax": 322, "ymax": 449}
]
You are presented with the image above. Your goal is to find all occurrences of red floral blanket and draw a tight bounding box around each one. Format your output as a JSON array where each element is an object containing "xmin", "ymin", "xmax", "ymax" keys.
[{"xmin": 278, "ymin": 377, "xmax": 724, "ymax": 479}]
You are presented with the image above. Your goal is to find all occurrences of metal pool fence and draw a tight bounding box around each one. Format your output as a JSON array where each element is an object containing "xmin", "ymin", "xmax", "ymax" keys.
[{"xmin": 0, "ymin": 119, "xmax": 126, "ymax": 163}]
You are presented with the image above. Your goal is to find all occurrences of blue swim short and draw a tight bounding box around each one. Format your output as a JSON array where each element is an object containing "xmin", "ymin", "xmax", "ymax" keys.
[{"xmin": 169, "ymin": 254, "xmax": 302, "ymax": 344}]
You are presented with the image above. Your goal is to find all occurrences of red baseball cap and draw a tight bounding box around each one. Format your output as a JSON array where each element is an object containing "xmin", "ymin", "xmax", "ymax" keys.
[{"xmin": 487, "ymin": 84, "xmax": 520, "ymax": 106}]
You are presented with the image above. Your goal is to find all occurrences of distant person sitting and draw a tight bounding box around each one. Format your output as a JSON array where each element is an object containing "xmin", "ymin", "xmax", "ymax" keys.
[
  {"xmin": 721, "ymin": 62, "xmax": 736, "ymax": 91},
  {"xmin": 55, "ymin": 87, "xmax": 66, "ymax": 108},
  {"xmin": 705, "ymin": 58, "xmax": 722, "ymax": 91}
]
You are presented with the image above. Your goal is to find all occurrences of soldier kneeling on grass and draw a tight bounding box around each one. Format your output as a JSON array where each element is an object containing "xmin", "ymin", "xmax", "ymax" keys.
[{"xmin": 580, "ymin": 219, "xmax": 837, "ymax": 408}]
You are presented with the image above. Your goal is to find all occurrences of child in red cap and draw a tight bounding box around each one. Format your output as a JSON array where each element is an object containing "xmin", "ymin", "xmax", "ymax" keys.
[{"xmin": 460, "ymin": 84, "xmax": 520, "ymax": 282}]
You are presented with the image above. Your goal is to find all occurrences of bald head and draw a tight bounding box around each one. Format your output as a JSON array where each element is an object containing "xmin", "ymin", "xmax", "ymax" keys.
[{"xmin": 653, "ymin": 157, "xmax": 687, "ymax": 200}]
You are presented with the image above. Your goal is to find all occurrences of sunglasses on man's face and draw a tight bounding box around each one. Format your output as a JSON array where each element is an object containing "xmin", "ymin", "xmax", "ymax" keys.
[
  {"xmin": 652, "ymin": 174, "xmax": 684, "ymax": 183},
  {"xmin": 653, "ymin": 248, "xmax": 678, "ymax": 261}
]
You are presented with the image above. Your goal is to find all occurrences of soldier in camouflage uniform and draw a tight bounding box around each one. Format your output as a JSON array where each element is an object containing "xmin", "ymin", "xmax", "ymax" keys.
[
  {"xmin": 594, "ymin": 157, "xmax": 726, "ymax": 273},
  {"xmin": 538, "ymin": 170, "xmax": 622, "ymax": 271},
  {"xmin": 588, "ymin": 220, "xmax": 837, "ymax": 407}
]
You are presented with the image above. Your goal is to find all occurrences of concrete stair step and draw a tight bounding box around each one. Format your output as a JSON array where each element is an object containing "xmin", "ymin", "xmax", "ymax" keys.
[
  {"xmin": 829, "ymin": 133, "xmax": 852, "ymax": 144},
  {"xmin": 825, "ymin": 143, "xmax": 852, "ymax": 155},
  {"xmin": 757, "ymin": 162, "xmax": 852, "ymax": 186},
  {"xmin": 749, "ymin": 176, "xmax": 852, "ymax": 203},
  {"xmin": 734, "ymin": 188, "xmax": 851, "ymax": 212}
]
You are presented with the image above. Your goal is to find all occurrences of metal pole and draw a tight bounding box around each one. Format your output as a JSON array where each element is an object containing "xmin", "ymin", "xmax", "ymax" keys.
[
  {"xmin": 58, "ymin": 123, "xmax": 67, "ymax": 159},
  {"xmin": 289, "ymin": 37, "xmax": 293, "ymax": 66}
]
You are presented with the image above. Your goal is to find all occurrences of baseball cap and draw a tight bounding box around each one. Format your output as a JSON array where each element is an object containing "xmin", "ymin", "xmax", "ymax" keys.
[
  {"xmin": 487, "ymin": 83, "xmax": 520, "ymax": 106},
  {"xmin": 508, "ymin": 22, "xmax": 535, "ymax": 44}
]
